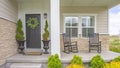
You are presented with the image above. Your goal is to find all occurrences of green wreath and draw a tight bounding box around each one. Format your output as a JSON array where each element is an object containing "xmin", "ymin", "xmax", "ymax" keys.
[{"xmin": 27, "ymin": 18, "xmax": 39, "ymax": 29}]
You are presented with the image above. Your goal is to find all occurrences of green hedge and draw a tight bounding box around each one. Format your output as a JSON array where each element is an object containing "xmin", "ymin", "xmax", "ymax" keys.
[
  {"xmin": 90, "ymin": 55, "xmax": 106, "ymax": 68},
  {"xmin": 71, "ymin": 55, "xmax": 83, "ymax": 65},
  {"xmin": 112, "ymin": 56, "xmax": 120, "ymax": 62},
  {"xmin": 48, "ymin": 54, "xmax": 62, "ymax": 68}
]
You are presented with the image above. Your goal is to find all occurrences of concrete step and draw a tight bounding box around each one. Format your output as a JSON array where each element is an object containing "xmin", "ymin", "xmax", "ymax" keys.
[{"xmin": 10, "ymin": 63, "xmax": 42, "ymax": 68}]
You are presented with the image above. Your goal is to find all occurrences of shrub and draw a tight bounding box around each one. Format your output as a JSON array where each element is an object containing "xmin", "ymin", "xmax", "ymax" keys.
[
  {"xmin": 15, "ymin": 19, "xmax": 24, "ymax": 41},
  {"xmin": 112, "ymin": 56, "xmax": 120, "ymax": 62},
  {"xmin": 66, "ymin": 55, "xmax": 85, "ymax": 68},
  {"xmin": 90, "ymin": 55, "xmax": 106, "ymax": 68},
  {"xmin": 42, "ymin": 20, "xmax": 49, "ymax": 41},
  {"xmin": 48, "ymin": 54, "xmax": 62, "ymax": 68},
  {"xmin": 66, "ymin": 64, "xmax": 85, "ymax": 68},
  {"xmin": 71, "ymin": 55, "xmax": 83, "ymax": 65}
]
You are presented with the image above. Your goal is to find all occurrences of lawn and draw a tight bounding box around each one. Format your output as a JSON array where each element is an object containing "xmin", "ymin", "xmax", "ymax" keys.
[{"xmin": 109, "ymin": 36, "xmax": 120, "ymax": 53}]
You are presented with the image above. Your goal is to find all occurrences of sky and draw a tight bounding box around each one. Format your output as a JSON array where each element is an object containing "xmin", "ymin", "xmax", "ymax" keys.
[{"xmin": 109, "ymin": 4, "xmax": 120, "ymax": 35}]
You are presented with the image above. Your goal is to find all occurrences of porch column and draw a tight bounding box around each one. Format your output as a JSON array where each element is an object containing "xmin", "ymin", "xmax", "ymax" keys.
[{"xmin": 50, "ymin": 0, "xmax": 60, "ymax": 56}]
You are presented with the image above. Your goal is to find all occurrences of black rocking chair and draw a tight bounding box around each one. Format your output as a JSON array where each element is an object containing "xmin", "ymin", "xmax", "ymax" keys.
[
  {"xmin": 89, "ymin": 33, "xmax": 101, "ymax": 53},
  {"xmin": 62, "ymin": 33, "xmax": 78, "ymax": 54}
]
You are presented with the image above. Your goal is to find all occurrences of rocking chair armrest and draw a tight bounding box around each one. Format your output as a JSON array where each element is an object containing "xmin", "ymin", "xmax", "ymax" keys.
[
  {"xmin": 89, "ymin": 41, "xmax": 101, "ymax": 45},
  {"xmin": 71, "ymin": 41, "xmax": 77, "ymax": 45},
  {"xmin": 71, "ymin": 41, "xmax": 77, "ymax": 43}
]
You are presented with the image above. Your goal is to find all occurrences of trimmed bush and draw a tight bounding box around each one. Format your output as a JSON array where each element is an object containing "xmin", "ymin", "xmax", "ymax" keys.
[
  {"xmin": 15, "ymin": 19, "xmax": 24, "ymax": 41},
  {"xmin": 90, "ymin": 55, "xmax": 106, "ymax": 68},
  {"xmin": 112, "ymin": 56, "xmax": 120, "ymax": 62},
  {"xmin": 71, "ymin": 55, "xmax": 83, "ymax": 65},
  {"xmin": 48, "ymin": 54, "xmax": 62, "ymax": 68},
  {"xmin": 66, "ymin": 55, "xmax": 85, "ymax": 68},
  {"xmin": 42, "ymin": 20, "xmax": 49, "ymax": 41}
]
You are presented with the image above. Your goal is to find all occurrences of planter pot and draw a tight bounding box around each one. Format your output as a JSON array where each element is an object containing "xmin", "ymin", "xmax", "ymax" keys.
[
  {"xmin": 17, "ymin": 40, "xmax": 25, "ymax": 54},
  {"xmin": 42, "ymin": 40, "xmax": 50, "ymax": 54}
]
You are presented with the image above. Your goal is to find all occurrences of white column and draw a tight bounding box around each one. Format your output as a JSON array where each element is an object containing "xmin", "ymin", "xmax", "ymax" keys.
[{"xmin": 50, "ymin": 0, "xmax": 60, "ymax": 56}]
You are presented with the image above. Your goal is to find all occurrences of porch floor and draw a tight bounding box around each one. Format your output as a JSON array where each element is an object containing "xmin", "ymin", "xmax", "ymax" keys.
[
  {"xmin": 61, "ymin": 51, "xmax": 120, "ymax": 63},
  {"xmin": 6, "ymin": 54, "xmax": 50, "ymax": 63},
  {"xmin": 7, "ymin": 51, "xmax": 120, "ymax": 64}
]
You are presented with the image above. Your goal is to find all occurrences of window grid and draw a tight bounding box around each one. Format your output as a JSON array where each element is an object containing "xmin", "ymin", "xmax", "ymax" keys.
[
  {"xmin": 64, "ymin": 15, "xmax": 96, "ymax": 39},
  {"xmin": 81, "ymin": 16, "xmax": 95, "ymax": 38},
  {"xmin": 65, "ymin": 17, "xmax": 78, "ymax": 38}
]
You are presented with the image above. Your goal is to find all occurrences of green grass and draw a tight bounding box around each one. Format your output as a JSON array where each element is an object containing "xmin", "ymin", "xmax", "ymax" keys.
[
  {"xmin": 110, "ymin": 36, "xmax": 120, "ymax": 53},
  {"xmin": 110, "ymin": 46, "xmax": 120, "ymax": 53}
]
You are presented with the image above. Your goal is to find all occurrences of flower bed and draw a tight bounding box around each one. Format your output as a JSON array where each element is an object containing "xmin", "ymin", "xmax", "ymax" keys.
[{"xmin": 47, "ymin": 54, "xmax": 120, "ymax": 68}]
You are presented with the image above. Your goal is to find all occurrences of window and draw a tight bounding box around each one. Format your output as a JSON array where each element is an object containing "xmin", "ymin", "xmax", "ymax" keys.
[
  {"xmin": 65, "ymin": 17, "xmax": 78, "ymax": 38},
  {"xmin": 82, "ymin": 16, "xmax": 95, "ymax": 38}
]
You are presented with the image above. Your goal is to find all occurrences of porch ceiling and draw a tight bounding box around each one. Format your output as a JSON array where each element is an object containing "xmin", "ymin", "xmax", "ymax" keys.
[
  {"xmin": 16, "ymin": 0, "xmax": 120, "ymax": 8},
  {"xmin": 60, "ymin": 0, "xmax": 120, "ymax": 8}
]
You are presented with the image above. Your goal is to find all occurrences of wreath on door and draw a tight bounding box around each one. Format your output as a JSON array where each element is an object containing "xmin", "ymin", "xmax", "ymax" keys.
[{"xmin": 27, "ymin": 18, "xmax": 39, "ymax": 29}]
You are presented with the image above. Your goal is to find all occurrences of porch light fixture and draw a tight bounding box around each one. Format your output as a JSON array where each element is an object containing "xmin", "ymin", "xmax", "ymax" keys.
[{"xmin": 44, "ymin": 13, "xmax": 47, "ymax": 19}]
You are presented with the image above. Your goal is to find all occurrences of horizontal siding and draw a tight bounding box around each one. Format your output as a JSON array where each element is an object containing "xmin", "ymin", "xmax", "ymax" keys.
[
  {"xmin": 60, "ymin": 6, "xmax": 108, "ymax": 34},
  {"xmin": 97, "ymin": 10, "xmax": 108, "ymax": 33},
  {"xmin": 0, "ymin": 0, "xmax": 18, "ymax": 22}
]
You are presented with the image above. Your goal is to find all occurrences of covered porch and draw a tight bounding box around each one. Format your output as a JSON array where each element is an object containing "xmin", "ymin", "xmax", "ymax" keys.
[
  {"xmin": 17, "ymin": 0, "xmax": 120, "ymax": 55},
  {"xmin": 1, "ymin": 0, "xmax": 120, "ymax": 68}
]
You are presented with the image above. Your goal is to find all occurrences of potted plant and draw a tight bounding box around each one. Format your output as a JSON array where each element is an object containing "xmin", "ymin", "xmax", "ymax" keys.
[
  {"xmin": 42, "ymin": 20, "xmax": 50, "ymax": 54},
  {"xmin": 15, "ymin": 19, "xmax": 25, "ymax": 54}
]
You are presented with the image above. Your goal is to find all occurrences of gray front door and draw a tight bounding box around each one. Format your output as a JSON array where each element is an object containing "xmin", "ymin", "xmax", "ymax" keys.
[{"xmin": 26, "ymin": 14, "xmax": 41, "ymax": 48}]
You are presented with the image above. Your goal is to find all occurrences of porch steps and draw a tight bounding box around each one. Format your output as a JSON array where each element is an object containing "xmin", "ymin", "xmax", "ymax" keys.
[{"xmin": 10, "ymin": 63, "xmax": 42, "ymax": 68}]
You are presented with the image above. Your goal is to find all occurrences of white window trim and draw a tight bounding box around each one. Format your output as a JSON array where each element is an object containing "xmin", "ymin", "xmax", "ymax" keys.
[
  {"xmin": 81, "ymin": 15, "xmax": 97, "ymax": 39},
  {"xmin": 63, "ymin": 13, "xmax": 97, "ymax": 39},
  {"xmin": 63, "ymin": 15, "xmax": 79, "ymax": 39}
]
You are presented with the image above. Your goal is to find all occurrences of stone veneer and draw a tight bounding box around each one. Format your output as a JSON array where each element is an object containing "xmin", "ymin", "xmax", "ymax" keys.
[
  {"xmin": 60, "ymin": 34, "xmax": 109, "ymax": 52},
  {"xmin": 0, "ymin": 18, "xmax": 17, "ymax": 65}
]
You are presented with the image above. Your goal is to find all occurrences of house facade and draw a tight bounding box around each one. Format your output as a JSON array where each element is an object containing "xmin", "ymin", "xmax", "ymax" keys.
[{"xmin": 0, "ymin": 0, "xmax": 120, "ymax": 66}]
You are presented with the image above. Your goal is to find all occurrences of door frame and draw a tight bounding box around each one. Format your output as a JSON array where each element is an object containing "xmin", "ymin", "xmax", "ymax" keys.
[{"xmin": 24, "ymin": 13, "xmax": 43, "ymax": 52}]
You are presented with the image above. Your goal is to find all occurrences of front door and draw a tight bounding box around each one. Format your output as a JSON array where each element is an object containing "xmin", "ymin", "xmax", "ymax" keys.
[{"xmin": 26, "ymin": 14, "xmax": 41, "ymax": 49}]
